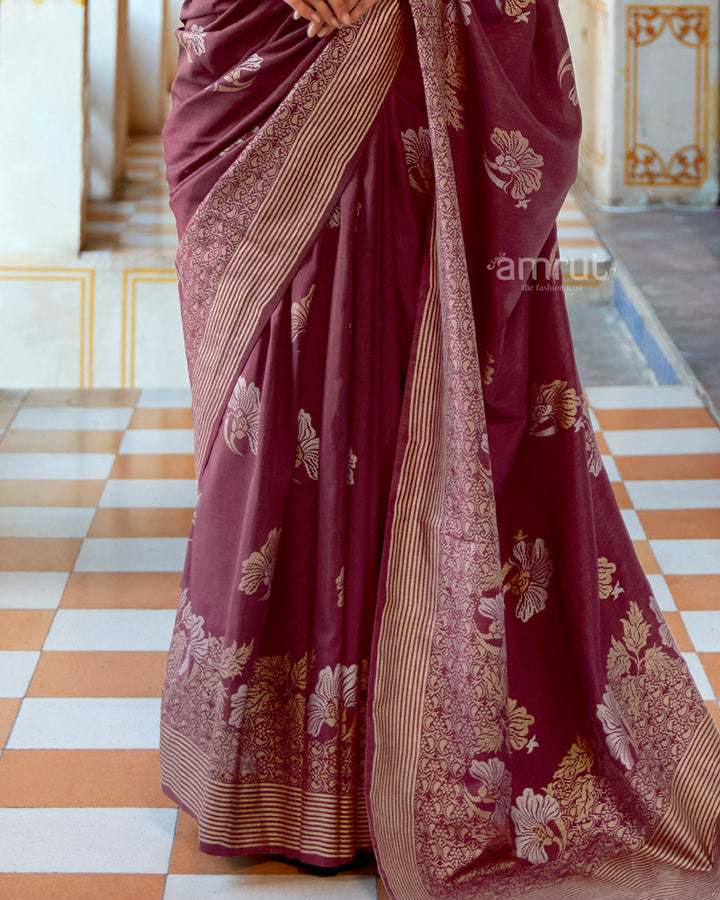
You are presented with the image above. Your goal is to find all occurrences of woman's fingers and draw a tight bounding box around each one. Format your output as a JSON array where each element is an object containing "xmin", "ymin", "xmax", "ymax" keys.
[
  {"xmin": 284, "ymin": 0, "xmax": 319, "ymax": 23},
  {"xmin": 345, "ymin": 0, "xmax": 380, "ymax": 23}
]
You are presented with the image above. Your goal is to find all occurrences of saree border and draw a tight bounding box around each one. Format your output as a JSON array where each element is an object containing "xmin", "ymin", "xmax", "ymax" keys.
[
  {"xmin": 187, "ymin": 0, "xmax": 408, "ymax": 475},
  {"xmin": 161, "ymin": 721, "xmax": 370, "ymax": 862},
  {"xmin": 368, "ymin": 213, "xmax": 443, "ymax": 900}
]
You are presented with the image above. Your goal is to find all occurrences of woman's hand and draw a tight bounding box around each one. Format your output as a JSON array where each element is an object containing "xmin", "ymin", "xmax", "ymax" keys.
[{"xmin": 284, "ymin": 0, "xmax": 381, "ymax": 38}]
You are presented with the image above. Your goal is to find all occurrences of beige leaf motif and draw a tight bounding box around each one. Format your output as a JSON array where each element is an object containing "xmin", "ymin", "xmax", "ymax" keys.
[
  {"xmin": 291, "ymin": 285, "xmax": 315, "ymax": 344},
  {"xmin": 336, "ymin": 567, "xmax": 345, "ymax": 608},
  {"xmin": 296, "ymin": 410, "xmax": 320, "ymax": 480},
  {"xmin": 239, "ymin": 528, "xmax": 281, "ymax": 602},
  {"xmin": 214, "ymin": 52, "xmax": 263, "ymax": 93},
  {"xmin": 484, "ymin": 128, "xmax": 544, "ymax": 208},
  {"xmin": 507, "ymin": 698, "xmax": 535, "ymax": 751},
  {"xmin": 598, "ymin": 557, "xmax": 623, "ymax": 601},
  {"xmin": 622, "ymin": 602, "xmax": 651, "ymax": 657},
  {"xmin": 558, "ymin": 49, "xmax": 579, "ymax": 107},
  {"xmin": 529, "ymin": 380, "xmax": 581, "ymax": 437}
]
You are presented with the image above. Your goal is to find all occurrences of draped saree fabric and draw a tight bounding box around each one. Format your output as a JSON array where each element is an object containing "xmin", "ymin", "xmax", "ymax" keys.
[{"xmin": 161, "ymin": 0, "xmax": 720, "ymax": 897}]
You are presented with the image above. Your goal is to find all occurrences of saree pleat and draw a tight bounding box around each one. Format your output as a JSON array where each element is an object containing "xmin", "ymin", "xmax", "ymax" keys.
[{"xmin": 161, "ymin": 0, "xmax": 720, "ymax": 895}]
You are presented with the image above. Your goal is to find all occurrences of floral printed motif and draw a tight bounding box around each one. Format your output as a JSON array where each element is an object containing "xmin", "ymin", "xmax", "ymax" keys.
[
  {"xmin": 597, "ymin": 686, "xmax": 636, "ymax": 770},
  {"xmin": 511, "ymin": 789, "xmax": 566, "ymax": 864},
  {"xmin": 401, "ymin": 127, "xmax": 434, "ymax": 194},
  {"xmin": 502, "ymin": 532, "xmax": 553, "ymax": 622},
  {"xmin": 215, "ymin": 53, "xmax": 263, "ymax": 93},
  {"xmin": 506, "ymin": 697, "xmax": 535, "ymax": 751},
  {"xmin": 290, "ymin": 285, "xmax": 315, "ymax": 344},
  {"xmin": 558, "ymin": 49, "xmax": 579, "ymax": 107},
  {"xmin": 224, "ymin": 377, "xmax": 261, "ymax": 456},
  {"xmin": 307, "ymin": 664, "xmax": 359, "ymax": 738},
  {"xmin": 598, "ymin": 557, "xmax": 624, "ymax": 601},
  {"xmin": 327, "ymin": 203, "xmax": 341, "ymax": 229},
  {"xmin": 468, "ymin": 757, "xmax": 512, "ymax": 826},
  {"xmin": 296, "ymin": 410, "xmax": 320, "ymax": 480},
  {"xmin": 497, "ymin": 0, "xmax": 536, "ymax": 24},
  {"xmin": 178, "ymin": 610, "xmax": 209, "ymax": 678},
  {"xmin": 229, "ymin": 684, "xmax": 248, "ymax": 728},
  {"xmin": 239, "ymin": 528, "xmax": 281, "ymax": 602},
  {"xmin": 347, "ymin": 446, "xmax": 357, "ymax": 485},
  {"xmin": 574, "ymin": 397, "xmax": 603, "ymax": 476},
  {"xmin": 484, "ymin": 128, "xmax": 544, "ymax": 208},
  {"xmin": 446, "ymin": 0, "xmax": 472, "ymax": 26},
  {"xmin": 649, "ymin": 596, "xmax": 676, "ymax": 649},
  {"xmin": 336, "ymin": 567, "xmax": 345, "ymax": 608},
  {"xmin": 529, "ymin": 380, "xmax": 581, "ymax": 437},
  {"xmin": 178, "ymin": 23, "xmax": 207, "ymax": 63}
]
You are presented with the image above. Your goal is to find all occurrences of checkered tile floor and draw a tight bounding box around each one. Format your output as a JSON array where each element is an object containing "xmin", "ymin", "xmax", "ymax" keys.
[{"xmin": 0, "ymin": 385, "xmax": 719, "ymax": 898}]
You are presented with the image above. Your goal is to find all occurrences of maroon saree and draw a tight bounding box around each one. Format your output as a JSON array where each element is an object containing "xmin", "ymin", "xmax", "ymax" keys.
[{"xmin": 161, "ymin": 1, "xmax": 720, "ymax": 897}]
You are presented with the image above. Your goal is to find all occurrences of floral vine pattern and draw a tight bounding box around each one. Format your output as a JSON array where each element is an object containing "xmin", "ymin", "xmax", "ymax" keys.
[{"xmin": 177, "ymin": 23, "xmax": 207, "ymax": 63}]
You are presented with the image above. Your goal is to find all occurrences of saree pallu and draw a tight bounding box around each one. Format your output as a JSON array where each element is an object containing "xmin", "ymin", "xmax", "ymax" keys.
[{"xmin": 160, "ymin": 1, "xmax": 720, "ymax": 897}]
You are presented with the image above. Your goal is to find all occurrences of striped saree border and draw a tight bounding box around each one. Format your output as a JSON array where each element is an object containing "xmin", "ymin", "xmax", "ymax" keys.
[
  {"xmin": 369, "ymin": 215, "xmax": 443, "ymax": 900},
  {"xmin": 161, "ymin": 722, "xmax": 370, "ymax": 859},
  {"xmin": 191, "ymin": 0, "xmax": 408, "ymax": 474}
]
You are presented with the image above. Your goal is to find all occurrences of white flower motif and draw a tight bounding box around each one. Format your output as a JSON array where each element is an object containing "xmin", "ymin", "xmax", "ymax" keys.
[
  {"xmin": 178, "ymin": 614, "xmax": 209, "ymax": 678},
  {"xmin": 446, "ymin": 0, "xmax": 472, "ymax": 24},
  {"xmin": 597, "ymin": 687, "xmax": 635, "ymax": 770},
  {"xmin": 347, "ymin": 446, "xmax": 357, "ymax": 485},
  {"xmin": 469, "ymin": 757, "xmax": 512, "ymax": 826},
  {"xmin": 296, "ymin": 410, "xmax": 320, "ymax": 480},
  {"xmin": 502, "ymin": 537, "xmax": 553, "ymax": 622},
  {"xmin": 291, "ymin": 285, "xmax": 315, "ymax": 343},
  {"xmin": 511, "ymin": 789, "xmax": 564, "ymax": 865},
  {"xmin": 229, "ymin": 684, "xmax": 248, "ymax": 728},
  {"xmin": 484, "ymin": 128, "xmax": 544, "ymax": 208},
  {"xmin": 224, "ymin": 377, "xmax": 261, "ymax": 456},
  {"xmin": 401, "ymin": 127, "xmax": 434, "ymax": 194},
  {"xmin": 307, "ymin": 664, "xmax": 359, "ymax": 737},
  {"xmin": 215, "ymin": 53, "xmax": 264, "ymax": 92},
  {"xmin": 477, "ymin": 591, "xmax": 505, "ymax": 625},
  {"xmin": 178, "ymin": 23, "xmax": 207, "ymax": 63},
  {"xmin": 239, "ymin": 527, "xmax": 281, "ymax": 602}
]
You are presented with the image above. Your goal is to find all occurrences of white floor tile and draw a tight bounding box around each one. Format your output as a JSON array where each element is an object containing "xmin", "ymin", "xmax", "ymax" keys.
[
  {"xmin": 585, "ymin": 386, "xmax": 703, "ymax": 409},
  {"xmin": 74, "ymin": 538, "xmax": 187, "ymax": 572},
  {"xmin": 645, "ymin": 574, "xmax": 677, "ymax": 611},
  {"xmin": 682, "ymin": 652, "xmax": 716, "ymax": 700},
  {"xmin": 120, "ymin": 429, "xmax": 194, "ymax": 455},
  {"xmin": 137, "ymin": 389, "xmax": 192, "ymax": 409},
  {"xmin": 0, "ymin": 507, "xmax": 94, "ymax": 538},
  {"xmin": 0, "ymin": 807, "xmax": 177, "ymax": 873},
  {"xmin": 120, "ymin": 232, "xmax": 178, "ymax": 247},
  {"xmin": 0, "ymin": 453, "xmax": 115, "ymax": 480},
  {"xmin": 163, "ymin": 875, "xmax": 377, "ymax": 900},
  {"xmin": 7, "ymin": 698, "xmax": 161, "ymax": 749},
  {"xmin": 44, "ymin": 609, "xmax": 176, "ymax": 651},
  {"xmin": 604, "ymin": 428, "xmax": 720, "ymax": 457},
  {"xmin": 681, "ymin": 612, "xmax": 720, "ymax": 654},
  {"xmin": 650, "ymin": 540, "xmax": 720, "ymax": 575},
  {"xmin": 625, "ymin": 480, "xmax": 720, "ymax": 510},
  {"xmin": 0, "ymin": 651, "xmax": 40, "ymax": 698},
  {"xmin": 100, "ymin": 479, "xmax": 198, "ymax": 508},
  {"xmin": 620, "ymin": 509, "xmax": 646, "ymax": 540},
  {"xmin": 0, "ymin": 572, "xmax": 68, "ymax": 609},
  {"xmin": 601, "ymin": 455, "xmax": 621, "ymax": 482},
  {"xmin": 11, "ymin": 407, "xmax": 134, "ymax": 431}
]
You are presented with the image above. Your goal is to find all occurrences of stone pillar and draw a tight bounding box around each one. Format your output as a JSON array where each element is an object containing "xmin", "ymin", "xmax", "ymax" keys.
[
  {"xmin": 128, "ymin": 0, "xmax": 167, "ymax": 134},
  {"xmin": 88, "ymin": 0, "xmax": 130, "ymax": 201},
  {"xmin": 560, "ymin": 0, "xmax": 719, "ymax": 206},
  {"xmin": 0, "ymin": 0, "xmax": 87, "ymax": 254}
]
